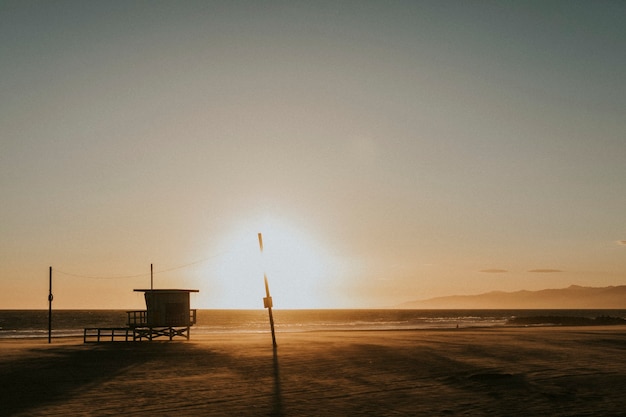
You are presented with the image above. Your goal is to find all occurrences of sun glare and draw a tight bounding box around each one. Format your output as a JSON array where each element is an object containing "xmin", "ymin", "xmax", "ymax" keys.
[{"xmin": 206, "ymin": 216, "xmax": 336, "ymax": 309}]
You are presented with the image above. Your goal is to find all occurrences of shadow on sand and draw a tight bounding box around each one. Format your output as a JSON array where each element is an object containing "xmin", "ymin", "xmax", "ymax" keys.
[
  {"xmin": 271, "ymin": 346, "xmax": 284, "ymax": 417},
  {"xmin": 0, "ymin": 341, "xmax": 286, "ymax": 416},
  {"xmin": 0, "ymin": 344, "xmax": 136, "ymax": 415},
  {"xmin": 0, "ymin": 343, "xmax": 223, "ymax": 416}
]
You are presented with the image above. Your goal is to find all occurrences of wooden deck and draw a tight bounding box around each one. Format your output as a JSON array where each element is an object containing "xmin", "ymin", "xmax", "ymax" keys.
[
  {"xmin": 133, "ymin": 326, "xmax": 191, "ymax": 341},
  {"xmin": 83, "ymin": 326, "xmax": 192, "ymax": 343}
]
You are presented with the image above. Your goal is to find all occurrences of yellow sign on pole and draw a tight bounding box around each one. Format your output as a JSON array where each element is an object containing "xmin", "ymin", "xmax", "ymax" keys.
[{"xmin": 258, "ymin": 233, "xmax": 277, "ymax": 348}]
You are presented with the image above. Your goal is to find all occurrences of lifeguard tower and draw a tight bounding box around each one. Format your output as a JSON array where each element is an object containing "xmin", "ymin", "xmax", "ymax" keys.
[
  {"xmin": 127, "ymin": 289, "xmax": 199, "ymax": 341},
  {"xmin": 83, "ymin": 288, "xmax": 199, "ymax": 342}
]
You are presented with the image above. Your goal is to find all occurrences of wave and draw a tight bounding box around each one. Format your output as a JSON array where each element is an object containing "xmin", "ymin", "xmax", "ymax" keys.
[{"xmin": 2, "ymin": 309, "xmax": 625, "ymax": 339}]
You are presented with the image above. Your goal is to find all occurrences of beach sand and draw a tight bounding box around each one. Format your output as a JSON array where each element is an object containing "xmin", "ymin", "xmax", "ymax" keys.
[{"xmin": 2, "ymin": 327, "xmax": 626, "ymax": 416}]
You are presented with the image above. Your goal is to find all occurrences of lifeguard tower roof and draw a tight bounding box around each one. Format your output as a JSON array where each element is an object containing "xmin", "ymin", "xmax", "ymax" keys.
[{"xmin": 134, "ymin": 289, "xmax": 199, "ymax": 293}]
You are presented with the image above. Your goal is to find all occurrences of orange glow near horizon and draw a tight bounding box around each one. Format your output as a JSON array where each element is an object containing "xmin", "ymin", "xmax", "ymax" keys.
[{"xmin": 203, "ymin": 216, "xmax": 338, "ymax": 309}]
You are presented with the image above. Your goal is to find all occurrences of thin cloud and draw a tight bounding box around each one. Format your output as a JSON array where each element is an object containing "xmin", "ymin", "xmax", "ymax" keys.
[
  {"xmin": 480, "ymin": 269, "xmax": 508, "ymax": 273},
  {"xmin": 528, "ymin": 269, "xmax": 563, "ymax": 273}
]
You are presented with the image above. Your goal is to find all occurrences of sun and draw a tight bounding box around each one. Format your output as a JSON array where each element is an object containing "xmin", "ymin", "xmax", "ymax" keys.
[{"xmin": 204, "ymin": 216, "xmax": 337, "ymax": 309}]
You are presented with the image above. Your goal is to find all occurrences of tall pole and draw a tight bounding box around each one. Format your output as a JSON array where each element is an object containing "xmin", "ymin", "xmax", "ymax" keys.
[
  {"xmin": 48, "ymin": 266, "xmax": 53, "ymax": 344},
  {"xmin": 258, "ymin": 233, "xmax": 277, "ymax": 348},
  {"xmin": 151, "ymin": 263, "xmax": 153, "ymax": 290}
]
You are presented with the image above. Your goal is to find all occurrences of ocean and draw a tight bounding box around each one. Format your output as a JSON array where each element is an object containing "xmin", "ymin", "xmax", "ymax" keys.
[{"xmin": 2, "ymin": 309, "xmax": 626, "ymax": 340}]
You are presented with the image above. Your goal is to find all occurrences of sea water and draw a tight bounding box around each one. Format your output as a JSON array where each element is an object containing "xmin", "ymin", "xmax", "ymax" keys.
[{"xmin": 1, "ymin": 309, "xmax": 625, "ymax": 340}]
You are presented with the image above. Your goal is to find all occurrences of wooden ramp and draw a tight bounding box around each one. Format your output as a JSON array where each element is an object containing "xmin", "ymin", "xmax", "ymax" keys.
[{"xmin": 83, "ymin": 327, "xmax": 133, "ymax": 343}]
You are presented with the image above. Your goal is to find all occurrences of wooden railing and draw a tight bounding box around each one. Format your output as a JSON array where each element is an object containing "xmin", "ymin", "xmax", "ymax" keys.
[{"xmin": 126, "ymin": 309, "xmax": 197, "ymax": 327}]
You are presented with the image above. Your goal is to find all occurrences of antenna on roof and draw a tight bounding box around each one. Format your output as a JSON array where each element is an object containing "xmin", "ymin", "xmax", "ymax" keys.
[{"xmin": 258, "ymin": 233, "xmax": 277, "ymax": 348}]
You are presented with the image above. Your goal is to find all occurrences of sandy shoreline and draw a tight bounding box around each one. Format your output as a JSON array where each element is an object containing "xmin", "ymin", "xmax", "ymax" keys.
[{"xmin": 2, "ymin": 327, "xmax": 626, "ymax": 416}]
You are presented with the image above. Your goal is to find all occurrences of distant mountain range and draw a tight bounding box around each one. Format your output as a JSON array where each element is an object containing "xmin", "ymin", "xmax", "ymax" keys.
[{"xmin": 396, "ymin": 285, "xmax": 626, "ymax": 309}]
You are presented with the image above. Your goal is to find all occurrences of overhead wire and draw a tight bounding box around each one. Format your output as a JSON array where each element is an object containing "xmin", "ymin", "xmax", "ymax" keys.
[{"xmin": 54, "ymin": 249, "xmax": 230, "ymax": 280}]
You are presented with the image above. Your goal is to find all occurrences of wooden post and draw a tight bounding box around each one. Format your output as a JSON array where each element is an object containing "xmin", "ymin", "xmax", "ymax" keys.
[
  {"xmin": 48, "ymin": 266, "xmax": 53, "ymax": 344},
  {"xmin": 150, "ymin": 263, "xmax": 153, "ymax": 290},
  {"xmin": 258, "ymin": 233, "xmax": 277, "ymax": 348},
  {"xmin": 264, "ymin": 275, "xmax": 277, "ymax": 347}
]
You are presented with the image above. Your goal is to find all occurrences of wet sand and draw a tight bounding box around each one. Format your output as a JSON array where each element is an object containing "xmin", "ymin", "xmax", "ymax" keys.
[{"xmin": 2, "ymin": 327, "xmax": 626, "ymax": 416}]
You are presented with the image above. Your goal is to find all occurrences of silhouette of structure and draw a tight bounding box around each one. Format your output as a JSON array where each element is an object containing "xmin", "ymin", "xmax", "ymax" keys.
[{"xmin": 84, "ymin": 289, "xmax": 198, "ymax": 342}]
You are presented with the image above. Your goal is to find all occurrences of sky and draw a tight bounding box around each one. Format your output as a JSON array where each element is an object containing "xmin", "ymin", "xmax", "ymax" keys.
[{"xmin": 1, "ymin": 1, "xmax": 625, "ymax": 309}]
